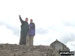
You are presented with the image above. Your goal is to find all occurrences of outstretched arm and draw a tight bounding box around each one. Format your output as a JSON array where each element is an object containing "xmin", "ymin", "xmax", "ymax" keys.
[{"xmin": 19, "ymin": 15, "xmax": 23, "ymax": 23}]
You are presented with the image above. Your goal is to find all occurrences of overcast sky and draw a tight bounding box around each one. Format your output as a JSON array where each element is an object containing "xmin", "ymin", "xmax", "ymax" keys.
[{"xmin": 0, "ymin": 0, "xmax": 75, "ymax": 51}]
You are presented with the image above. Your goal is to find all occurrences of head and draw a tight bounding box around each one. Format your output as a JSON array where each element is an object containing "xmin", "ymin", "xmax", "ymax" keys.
[
  {"xmin": 25, "ymin": 18, "xmax": 28, "ymax": 22},
  {"xmin": 30, "ymin": 19, "xmax": 33, "ymax": 23}
]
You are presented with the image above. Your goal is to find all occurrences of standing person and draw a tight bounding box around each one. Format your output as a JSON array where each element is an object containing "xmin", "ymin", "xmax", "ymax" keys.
[
  {"xmin": 28, "ymin": 19, "xmax": 35, "ymax": 46},
  {"xmin": 19, "ymin": 15, "xmax": 29, "ymax": 45}
]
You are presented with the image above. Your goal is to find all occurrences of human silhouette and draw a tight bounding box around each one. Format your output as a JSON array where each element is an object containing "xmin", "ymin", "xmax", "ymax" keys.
[
  {"xmin": 19, "ymin": 15, "xmax": 29, "ymax": 45},
  {"xmin": 28, "ymin": 19, "xmax": 35, "ymax": 46}
]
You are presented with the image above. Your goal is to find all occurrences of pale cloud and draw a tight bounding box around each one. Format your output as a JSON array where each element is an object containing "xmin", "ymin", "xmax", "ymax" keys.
[
  {"xmin": 60, "ymin": 34, "xmax": 75, "ymax": 43},
  {"xmin": 0, "ymin": 25, "xmax": 19, "ymax": 44},
  {"xmin": 66, "ymin": 41, "xmax": 75, "ymax": 51}
]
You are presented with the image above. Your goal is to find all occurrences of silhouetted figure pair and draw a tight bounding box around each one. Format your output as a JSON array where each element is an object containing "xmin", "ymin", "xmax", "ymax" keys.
[{"xmin": 19, "ymin": 15, "xmax": 35, "ymax": 46}]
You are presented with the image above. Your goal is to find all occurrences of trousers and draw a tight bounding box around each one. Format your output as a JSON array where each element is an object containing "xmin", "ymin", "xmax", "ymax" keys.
[{"xmin": 26, "ymin": 34, "xmax": 34, "ymax": 47}]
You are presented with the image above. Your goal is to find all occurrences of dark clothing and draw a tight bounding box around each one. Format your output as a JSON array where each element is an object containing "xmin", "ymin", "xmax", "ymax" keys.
[
  {"xmin": 28, "ymin": 23, "xmax": 35, "ymax": 36},
  {"xmin": 19, "ymin": 16, "xmax": 29, "ymax": 45}
]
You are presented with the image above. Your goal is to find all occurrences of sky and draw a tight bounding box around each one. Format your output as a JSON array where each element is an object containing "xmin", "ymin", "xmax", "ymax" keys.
[{"xmin": 0, "ymin": 0, "xmax": 75, "ymax": 51}]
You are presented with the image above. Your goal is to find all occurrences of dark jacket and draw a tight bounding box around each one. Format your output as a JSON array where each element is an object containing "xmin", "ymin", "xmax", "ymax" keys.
[{"xmin": 19, "ymin": 16, "xmax": 29, "ymax": 35}]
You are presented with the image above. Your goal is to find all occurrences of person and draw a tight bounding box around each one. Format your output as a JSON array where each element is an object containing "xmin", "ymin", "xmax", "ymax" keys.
[
  {"xmin": 28, "ymin": 19, "xmax": 35, "ymax": 46},
  {"xmin": 19, "ymin": 15, "xmax": 29, "ymax": 45}
]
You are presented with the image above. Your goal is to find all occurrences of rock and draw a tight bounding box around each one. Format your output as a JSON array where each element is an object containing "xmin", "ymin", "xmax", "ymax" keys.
[{"xmin": 0, "ymin": 44, "xmax": 60, "ymax": 56}]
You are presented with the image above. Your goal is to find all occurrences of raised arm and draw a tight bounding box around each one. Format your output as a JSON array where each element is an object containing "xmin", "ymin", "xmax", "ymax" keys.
[{"xmin": 19, "ymin": 15, "xmax": 23, "ymax": 23}]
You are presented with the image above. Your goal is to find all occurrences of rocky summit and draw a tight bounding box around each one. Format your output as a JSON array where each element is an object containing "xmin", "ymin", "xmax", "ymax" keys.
[{"xmin": 0, "ymin": 44, "xmax": 59, "ymax": 56}]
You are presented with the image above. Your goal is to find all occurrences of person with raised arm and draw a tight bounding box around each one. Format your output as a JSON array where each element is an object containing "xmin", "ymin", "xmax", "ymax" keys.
[{"xmin": 19, "ymin": 15, "xmax": 29, "ymax": 45}]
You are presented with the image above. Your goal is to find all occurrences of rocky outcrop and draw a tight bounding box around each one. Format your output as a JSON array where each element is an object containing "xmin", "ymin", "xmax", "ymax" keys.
[
  {"xmin": 50, "ymin": 40, "xmax": 70, "ymax": 51},
  {"xmin": 0, "ymin": 44, "xmax": 60, "ymax": 56}
]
